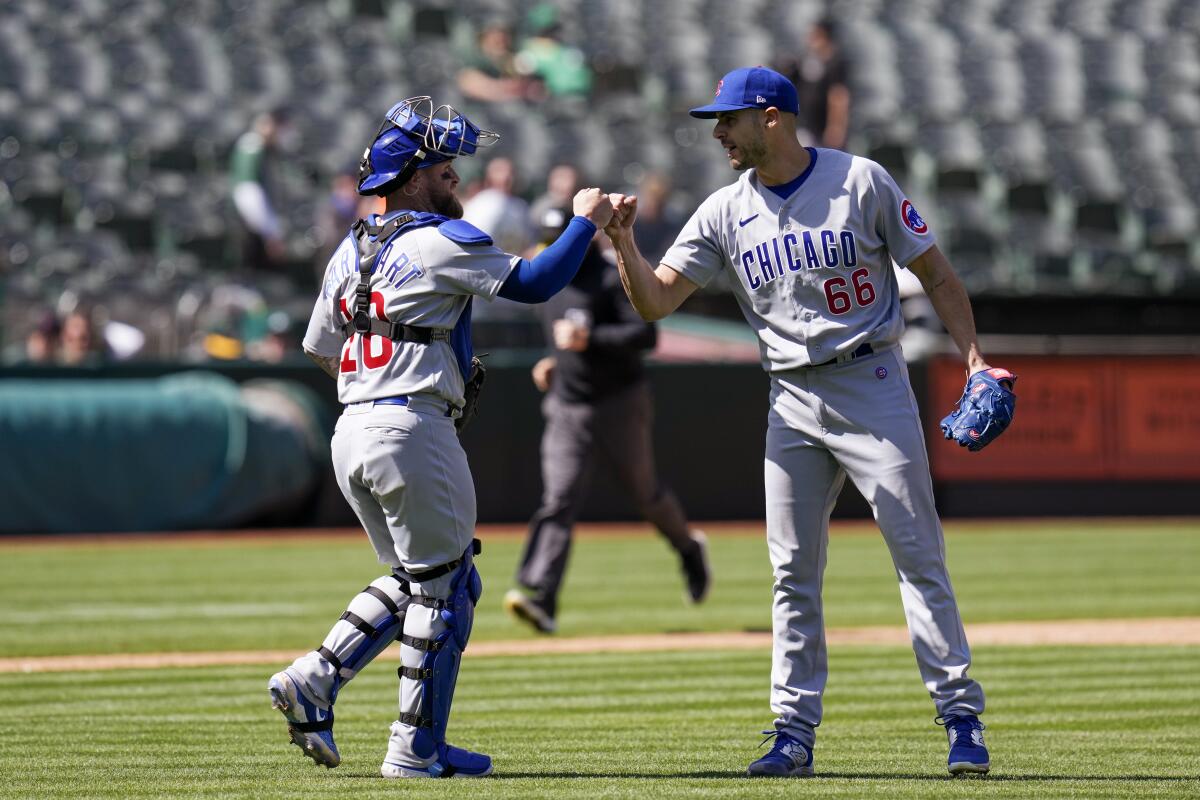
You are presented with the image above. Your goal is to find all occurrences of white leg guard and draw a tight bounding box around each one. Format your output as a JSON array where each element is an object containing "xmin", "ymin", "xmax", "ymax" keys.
[
  {"xmin": 289, "ymin": 575, "xmax": 414, "ymax": 706},
  {"xmin": 382, "ymin": 542, "xmax": 491, "ymax": 778},
  {"xmin": 269, "ymin": 574, "xmax": 413, "ymax": 769}
]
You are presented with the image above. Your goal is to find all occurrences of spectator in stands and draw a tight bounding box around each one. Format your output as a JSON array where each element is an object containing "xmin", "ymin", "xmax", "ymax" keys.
[
  {"xmin": 504, "ymin": 206, "xmax": 710, "ymax": 634},
  {"xmin": 515, "ymin": 4, "xmax": 592, "ymax": 101},
  {"xmin": 462, "ymin": 156, "xmax": 534, "ymax": 255},
  {"xmin": 632, "ymin": 171, "xmax": 685, "ymax": 263},
  {"xmin": 58, "ymin": 309, "xmax": 99, "ymax": 366},
  {"xmin": 775, "ymin": 18, "xmax": 851, "ymax": 149},
  {"xmin": 230, "ymin": 109, "xmax": 291, "ymax": 272},
  {"xmin": 456, "ymin": 21, "xmax": 545, "ymax": 104},
  {"xmin": 24, "ymin": 311, "xmax": 61, "ymax": 364},
  {"xmin": 530, "ymin": 163, "xmax": 582, "ymax": 233}
]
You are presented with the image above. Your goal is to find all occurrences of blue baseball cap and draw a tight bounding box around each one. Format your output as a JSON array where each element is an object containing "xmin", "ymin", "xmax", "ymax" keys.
[{"xmin": 689, "ymin": 66, "xmax": 800, "ymax": 119}]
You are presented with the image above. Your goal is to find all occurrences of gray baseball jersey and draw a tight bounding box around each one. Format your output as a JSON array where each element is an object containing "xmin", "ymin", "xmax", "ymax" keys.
[
  {"xmin": 303, "ymin": 223, "xmax": 518, "ymax": 406},
  {"xmin": 661, "ymin": 147, "xmax": 935, "ymax": 370}
]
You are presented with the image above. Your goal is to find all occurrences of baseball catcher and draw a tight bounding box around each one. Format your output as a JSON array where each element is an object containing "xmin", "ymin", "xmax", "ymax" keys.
[
  {"xmin": 940, "ymin": 368, "xmax": 1017, "ymax": 451},
  {"xmin": 268, "ymin": 95, "xmax": 614, "ymax": 780}
]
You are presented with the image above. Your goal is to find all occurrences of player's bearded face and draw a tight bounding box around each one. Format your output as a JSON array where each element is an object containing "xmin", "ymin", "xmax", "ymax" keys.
[
  {"xmin": 714, "ymin": 110, "xmax": 768, "ymax": 171},
  {"xmin": 419, "ymin": 161, "xmax": 463, "ymax": 218}
]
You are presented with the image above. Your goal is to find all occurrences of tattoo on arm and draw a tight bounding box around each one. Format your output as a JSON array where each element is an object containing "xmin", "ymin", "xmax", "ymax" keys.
[{"xmin": 306, "ymin": 350, "xmax": 340, "ymax": 380}]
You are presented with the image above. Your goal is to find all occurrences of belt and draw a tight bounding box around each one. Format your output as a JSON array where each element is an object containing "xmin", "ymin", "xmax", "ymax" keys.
[
  {"xmin": 345, "ymin": 395, "xmax": 458, "ymax": 417},
  {"xmin": 813, "ymin": 342, "xmax": 873, "ymax": 368}
]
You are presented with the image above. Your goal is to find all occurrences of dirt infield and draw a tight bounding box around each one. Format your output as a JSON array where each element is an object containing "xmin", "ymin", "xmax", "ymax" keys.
[{"xmin": 5, "ymin": 617, "xmax": 1197, "ymax": 674}]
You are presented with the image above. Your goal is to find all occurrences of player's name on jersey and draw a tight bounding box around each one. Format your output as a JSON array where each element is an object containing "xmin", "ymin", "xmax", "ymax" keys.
[
  {"xmin": 323, "ymin": 238, "xmax": 424, "ymax": 300},
  {"xmin": 740, "ymin": 229, "xmax": 859, "ymax": 290},
  {"xmin": 323, "ymin": 241, "xmax": 357, "ymax": 299}
]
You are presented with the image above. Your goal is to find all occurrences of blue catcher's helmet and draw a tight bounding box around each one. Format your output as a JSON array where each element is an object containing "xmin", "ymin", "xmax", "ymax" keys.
[{"xmin": 358, "ymin": 97, "xmax": 500, "ymax": 196}]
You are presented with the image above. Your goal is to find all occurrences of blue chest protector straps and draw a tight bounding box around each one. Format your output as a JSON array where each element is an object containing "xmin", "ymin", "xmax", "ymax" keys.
[{"xmin": 497, "ymin": 216, "xmax": 597, "ymax": 303}]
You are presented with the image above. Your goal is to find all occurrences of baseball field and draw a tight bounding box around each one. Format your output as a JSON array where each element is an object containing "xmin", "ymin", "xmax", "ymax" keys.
[{"xmin": 3, "ymin": 519, "xmax": 1198, "ymax": 799}]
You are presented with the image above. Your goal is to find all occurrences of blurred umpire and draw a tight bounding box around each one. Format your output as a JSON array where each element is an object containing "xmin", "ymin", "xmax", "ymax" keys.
[{"xmin": 504, "ymin": 208, "xmax": 711, "ymax": 633}]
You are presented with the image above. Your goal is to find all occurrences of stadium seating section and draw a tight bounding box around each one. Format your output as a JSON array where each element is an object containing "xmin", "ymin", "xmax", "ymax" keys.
[{"xmin": 2, "ymin": 0, "xmax": 1199, "ymax": 360}]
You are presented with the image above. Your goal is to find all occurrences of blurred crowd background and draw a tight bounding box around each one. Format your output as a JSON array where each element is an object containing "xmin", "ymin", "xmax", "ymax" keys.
[{"xmin": 3, "ymin": 0, "xmax": 1200, "ymax": 366}]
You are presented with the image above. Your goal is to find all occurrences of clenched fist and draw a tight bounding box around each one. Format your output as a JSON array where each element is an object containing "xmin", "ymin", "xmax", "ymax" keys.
[
  {"xmin": 573, "ymin": 187, "xmax": 614, "ymax": 229},
  {"xmin": 604, "ymin": 193, "xmax": 638, "ymax": 242}
]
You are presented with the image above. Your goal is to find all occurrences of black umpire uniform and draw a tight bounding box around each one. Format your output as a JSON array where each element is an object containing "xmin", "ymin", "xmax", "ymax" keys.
[{"xmin": 506, "ymin": 212, "xmax": 709, "ymax": 632}]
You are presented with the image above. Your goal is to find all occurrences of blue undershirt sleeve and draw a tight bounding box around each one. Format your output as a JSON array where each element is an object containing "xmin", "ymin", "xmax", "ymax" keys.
[{"xmin": 497, "ymin": 216, "xmax": 597, "ymax": 303}]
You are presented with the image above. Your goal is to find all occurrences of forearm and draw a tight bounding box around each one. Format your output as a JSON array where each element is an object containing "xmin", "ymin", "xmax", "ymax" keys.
[
  {"xmin": 305, "ymin": 349, "xmax": 340, "ymax": 379},
  {"xmin": 923, "ymin": 268, "xmax": 987, "ymax": 373},
  {"xmin": 498, "ymin": 217, "xmax": 596, "ymax": 303},
  {"xmin": 907, "ymin": 246, "xmax": 987, "ymax": 373},
  {"xmin": 611, "ymin": 235, "xmax": 676, "ymax": 322}
]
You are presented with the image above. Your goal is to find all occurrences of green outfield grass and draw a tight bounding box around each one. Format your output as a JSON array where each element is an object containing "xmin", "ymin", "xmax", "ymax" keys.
[
  {"xmin": 4, "ymin": 646, "xmax": 1198, "ymax": 799},
  {"xmin": 1, "ymin": 522, "xmax": 1198, "ymax": 798},
  {"xmin": 1, "ymin": 520, "xmax": 1197, "ymax": 656}
]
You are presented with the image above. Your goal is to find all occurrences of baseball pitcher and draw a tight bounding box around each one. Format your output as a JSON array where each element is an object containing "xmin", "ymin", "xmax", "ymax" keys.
[{"xmin": 603, "ymin": 67, "xmax": 1014, "ymax": 778}]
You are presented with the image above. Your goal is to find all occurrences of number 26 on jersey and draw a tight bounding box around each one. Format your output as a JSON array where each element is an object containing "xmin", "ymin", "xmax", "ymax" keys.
[{"xmin": 338, "ymin": 295, "xmax": 393, "ymax": 372}]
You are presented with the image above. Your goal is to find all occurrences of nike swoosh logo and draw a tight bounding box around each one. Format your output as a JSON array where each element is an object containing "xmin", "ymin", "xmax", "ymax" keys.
[{"xmin": 738, "ymin": 215, "xmax": 759, "ymax": 227}]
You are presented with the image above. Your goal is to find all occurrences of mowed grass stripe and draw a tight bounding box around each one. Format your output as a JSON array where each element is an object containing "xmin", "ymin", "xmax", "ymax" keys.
[
  {"xmin": 3, "ymin": 646, "xmax": 1198, "ymax": 799},
  {"xmin": 2, "ymin": 522, "xmax": 1199, "ymax": 657}
]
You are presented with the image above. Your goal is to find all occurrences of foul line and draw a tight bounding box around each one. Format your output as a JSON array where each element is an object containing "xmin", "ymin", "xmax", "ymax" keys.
[{"xmin": 4, "ymin": 618, "xmax": 1198, "ymax": 674}]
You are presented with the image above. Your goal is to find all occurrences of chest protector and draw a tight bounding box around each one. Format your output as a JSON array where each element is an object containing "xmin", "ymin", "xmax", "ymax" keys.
[
  {"xmin": 339, "ymin": 210, "xmax": 490, "ymax": 431},
  {"xmin": 340, "ymin": 211, "xmax": 450, "ymax": 344}
]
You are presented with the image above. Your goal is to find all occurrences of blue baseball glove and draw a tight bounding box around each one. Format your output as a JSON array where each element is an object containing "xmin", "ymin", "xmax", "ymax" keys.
[{"xmin": 940, "ymin": 368, "xmax": 1017, "ymax": 451}]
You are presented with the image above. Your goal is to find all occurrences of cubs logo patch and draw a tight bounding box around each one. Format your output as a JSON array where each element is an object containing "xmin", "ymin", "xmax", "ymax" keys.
[
  {"xmin": 900, "ymin": 199, "xmax": 928, "ymax": 235},
  {"xmin": 875, "ymin": 366, "xmax": 888, "ymax": 380},
  {"xmin": 714, "ymin": 79, "xmax": 724, "ymax": 97}
]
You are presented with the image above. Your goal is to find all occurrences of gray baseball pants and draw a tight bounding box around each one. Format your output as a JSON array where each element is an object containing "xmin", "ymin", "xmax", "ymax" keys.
[
  {"xmin": 765, "ymin": 347, "xmax": 984, "ymax": 749},
  {"xmin": 515, "ymin": 381, "xmax": 694, "ymax": 616},
  {"xmin": 331, "ymin": 396, "xmax": 476, "ymax": 573}
]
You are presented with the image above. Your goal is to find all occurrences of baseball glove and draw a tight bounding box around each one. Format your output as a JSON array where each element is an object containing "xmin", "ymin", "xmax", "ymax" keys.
[
  {"xmin": 455, "ymin": 356, "xmax": 487, "ymax": 434},
  {"xmin": 939, "ymin": 368, "xmax": 1017, "ymax": 451}
]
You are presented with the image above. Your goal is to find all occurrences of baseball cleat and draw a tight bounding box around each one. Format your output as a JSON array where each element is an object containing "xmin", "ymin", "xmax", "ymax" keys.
[
  {"xmin": 939, "ymin": 714, "xmax": 990, "ymax": 775},
  {"xmin": 381, "ymin": 722, "xmax": 493, "ymax": 778},
  {"xmin": 747, "ymin": 730, "xmax": 814, "ymax": 777},
  {"xmin": 503, "ymin": 588, "xmax": 557, "ymax": 634},
  {"xmin": 268, "ymin": 669, "xmax": 340, "ymax": 768},
  {"xmin": 680, "ymin": 529, "xmax": 712, "ymax": 603}
]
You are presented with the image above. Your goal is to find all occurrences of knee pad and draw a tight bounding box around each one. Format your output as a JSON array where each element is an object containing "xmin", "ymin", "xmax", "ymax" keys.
[{"xmin": 396, "ymin": 547, "xmax": 482, "ymax": 755}]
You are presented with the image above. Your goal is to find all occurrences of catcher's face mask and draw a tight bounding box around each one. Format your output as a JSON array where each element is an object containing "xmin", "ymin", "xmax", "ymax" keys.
[{"xmin": 358, "ymin": 97, "xmax": 499, "ymax": 196}]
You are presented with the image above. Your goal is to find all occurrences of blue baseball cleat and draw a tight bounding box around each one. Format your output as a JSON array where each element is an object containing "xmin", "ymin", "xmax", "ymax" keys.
[
  {"xmin": 268, "ymin": 669, "xmax": 340, "ymax": 768},
  {"xmin": 747, "ymin": 730, "xmax": 814, "ymax": 777},
  {"xmin": 939, "ymin": 714, "xmax": 990, "ymax": 775}
]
